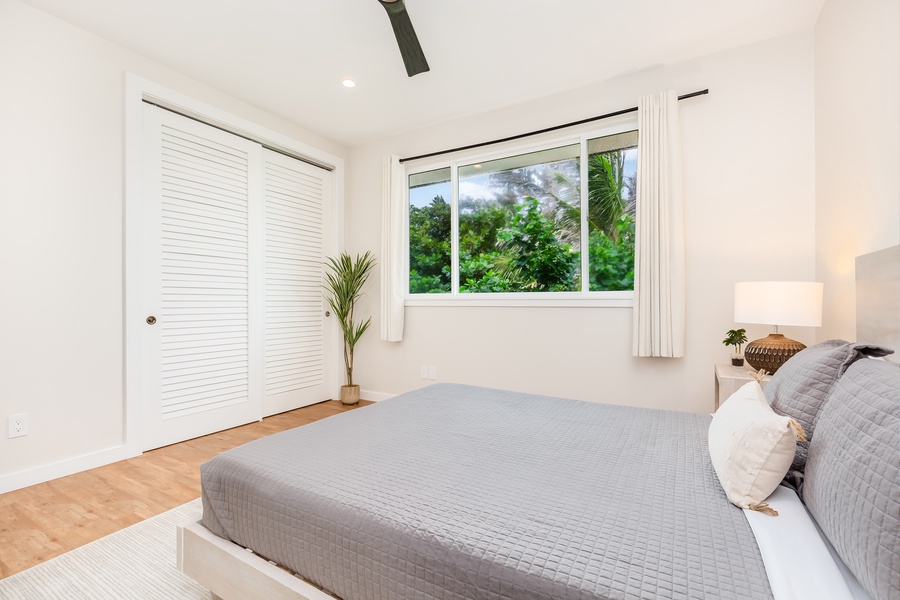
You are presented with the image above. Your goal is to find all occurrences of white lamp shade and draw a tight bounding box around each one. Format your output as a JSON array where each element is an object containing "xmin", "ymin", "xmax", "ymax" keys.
[{"xmin": 734, "ymin": 282, "xmax": 824, "ymax": 327}]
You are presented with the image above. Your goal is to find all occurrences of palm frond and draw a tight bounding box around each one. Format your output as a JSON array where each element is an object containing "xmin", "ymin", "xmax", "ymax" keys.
[{"xmin": 587, "ymin": 153, "xmax": 626, "ymax": 240}]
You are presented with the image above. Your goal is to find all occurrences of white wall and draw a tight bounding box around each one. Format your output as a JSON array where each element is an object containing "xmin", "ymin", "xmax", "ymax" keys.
[
  {"xmin": 0, "ymin": 0, "xmax": 347, "ymax": 489},
  {"xmin": 814, "ymin": 0, "xmax": 900, "ymax": 342},
  {"xmin": 347, "ymin": 32, "xmax": 818, "ymax": 413}
]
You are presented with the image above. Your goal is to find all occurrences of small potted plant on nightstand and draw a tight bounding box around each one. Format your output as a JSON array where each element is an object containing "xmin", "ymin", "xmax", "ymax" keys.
[
  {"xmin": 723, "ymin": 328, "xmax": 748, "ymax": 367},
  {"xmin": 323, "ymin": 251, "xmax": 376, "ymax": 405}
]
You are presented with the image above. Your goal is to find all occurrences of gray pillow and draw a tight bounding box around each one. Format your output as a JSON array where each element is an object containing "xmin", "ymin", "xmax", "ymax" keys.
[
  {"xmin": 764, "ymin": 339, "xmax": 893, "ymax": 474},
  {"xmin": 802, "ymin": 359, "xmax": 900, "ymax": 600}
]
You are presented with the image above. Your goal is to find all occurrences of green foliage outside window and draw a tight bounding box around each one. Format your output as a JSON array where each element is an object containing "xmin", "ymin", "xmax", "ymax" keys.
[
  {"xmin": 497, "ymin": 196, "xmax": 579, "ymax": 292},
  {"xmin": 588, "ymin": 213, "xmax": 635, "ymax": 291},
  {"xmin": 409, "ymin": 196, "xmax": 451, "ymax": 293},
  {"xmin": 459, "ymin": 199, "xmax": 511, "ymax": 292},
  {"xmin": 408, "ymin": 137, "xmax": 636, "ymax": 294}
]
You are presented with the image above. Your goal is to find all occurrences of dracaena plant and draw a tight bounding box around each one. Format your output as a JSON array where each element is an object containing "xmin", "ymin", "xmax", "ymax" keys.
[{"xmin": 323, "ymin": 251, "xmax": 376, "ymax": 387}]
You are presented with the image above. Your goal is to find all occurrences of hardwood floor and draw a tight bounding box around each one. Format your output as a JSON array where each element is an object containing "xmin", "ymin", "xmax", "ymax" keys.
[{"xmin": 0, "ymin": 399, "xmax": 372, "ymax": 579}]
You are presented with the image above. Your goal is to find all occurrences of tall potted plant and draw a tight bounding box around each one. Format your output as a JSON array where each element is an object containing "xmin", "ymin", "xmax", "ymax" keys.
[{"xmin": 323, "ymin": 251, "xmax": 376, "ymax": 405}]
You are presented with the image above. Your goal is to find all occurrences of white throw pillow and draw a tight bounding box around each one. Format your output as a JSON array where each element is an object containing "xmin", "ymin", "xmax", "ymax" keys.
[{"xmin": 708, "ymin": 382, "xmax": 804, "ymax": 516}]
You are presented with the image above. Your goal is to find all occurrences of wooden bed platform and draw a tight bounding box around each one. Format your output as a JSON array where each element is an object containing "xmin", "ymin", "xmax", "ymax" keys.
[{"xmin": 176, "ymin": 520, "xmax": 336, "ymax": 600}]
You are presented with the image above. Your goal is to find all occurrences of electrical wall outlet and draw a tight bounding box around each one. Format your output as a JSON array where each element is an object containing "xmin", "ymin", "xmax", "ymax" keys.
[
  {"xmin": 427, "ymin": 366, "xmax": 437, "ymax": 380},
  {"xmin": 420, "ymin": 365, "xmax": 429, "ymax": 379},
  {"xmin": 8, "ymin": 413, "xmax": 28, "ymax": 438}
]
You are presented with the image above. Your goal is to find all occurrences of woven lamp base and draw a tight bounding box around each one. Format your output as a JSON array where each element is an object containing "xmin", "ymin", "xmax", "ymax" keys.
[{"xmin": 744, "ymin": 333, "xmax": 806, "ymax": 375}]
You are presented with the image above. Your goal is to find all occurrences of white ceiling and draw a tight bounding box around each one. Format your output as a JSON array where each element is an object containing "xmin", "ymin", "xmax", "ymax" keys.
[{"xmin": 21, "ymin": 0, "xmax": 826, "ymax": 148}]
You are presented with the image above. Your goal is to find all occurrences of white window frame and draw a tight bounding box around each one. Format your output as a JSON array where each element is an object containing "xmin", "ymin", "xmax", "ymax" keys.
[{"xmin": 405, "ymin": 118, "xmax": 638, "ymax": 308}]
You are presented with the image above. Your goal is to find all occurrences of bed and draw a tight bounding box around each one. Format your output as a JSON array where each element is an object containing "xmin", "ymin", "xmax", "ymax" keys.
[
  {"xmin": 177, "ymin": 249, "xmax": 900, "ymax": 600},
  {"xmin": 194, "ymin": 385, "xmax": 770, "ymax": 600},
  {"xmin": 178, "ymin": 358, "xmax": 898, "ymax": 600}
]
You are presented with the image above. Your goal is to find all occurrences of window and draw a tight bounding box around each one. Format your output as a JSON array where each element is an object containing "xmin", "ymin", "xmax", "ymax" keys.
[
  {"xmin": 409, "ymin": 168, "xmax": 451, "ymax": 293},
  {"xmin": 586, "ymin": 130, "xmax": 637, "ymax": 291},
  {"xmin": 408, "ymin": 129, "xmax": 637, "ymax": 299}
]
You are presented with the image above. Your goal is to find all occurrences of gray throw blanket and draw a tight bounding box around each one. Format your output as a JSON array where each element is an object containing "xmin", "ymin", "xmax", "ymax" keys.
[{"xmin": 202, "ymin": 383, "xmax": 773, "ymax": 600}]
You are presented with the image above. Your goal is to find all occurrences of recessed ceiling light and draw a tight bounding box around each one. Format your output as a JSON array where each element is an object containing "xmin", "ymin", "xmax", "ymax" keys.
[{"xmin": 341, "ymin": 78, "xmax": 356, "ymax": 88}]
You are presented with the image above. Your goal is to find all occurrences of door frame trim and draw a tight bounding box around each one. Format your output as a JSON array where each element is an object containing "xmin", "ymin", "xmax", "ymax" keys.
[{"xmin": 124, "ymin": 73, "xmax": 344, "ymax": 456}]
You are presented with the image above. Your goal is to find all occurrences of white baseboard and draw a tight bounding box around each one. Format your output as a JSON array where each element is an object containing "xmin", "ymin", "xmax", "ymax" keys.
[
  {"xmin": 360, "ymin": 390, "xmax": 396, "ymax": 402},
  {"xmin": 0, "ymin": 444, "xmax": 138, "ymax": 495}
]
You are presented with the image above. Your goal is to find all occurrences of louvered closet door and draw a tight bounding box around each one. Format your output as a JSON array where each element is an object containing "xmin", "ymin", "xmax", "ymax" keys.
[
  {"xmin": 141, "ymin": 105, "xmax": 263, "ymax": 450},
  {"xmin": 262, "ymin": 149, "xmax": 332, "ymax": 416}
]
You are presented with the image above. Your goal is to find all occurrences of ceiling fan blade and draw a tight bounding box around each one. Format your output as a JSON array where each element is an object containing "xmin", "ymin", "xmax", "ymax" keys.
[{"xmin": 378, "ymin": 0, "xmax": 430, "ymax": 77}]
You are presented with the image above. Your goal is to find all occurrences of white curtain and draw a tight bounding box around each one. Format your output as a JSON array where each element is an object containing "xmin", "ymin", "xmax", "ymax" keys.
[
  {"xmin": 380, "ymin": 155, "xmax": 405, "ymax": 342},
  {"xmin": 633, "ymin": 90, "xmax": 686, "ymax": 357}
]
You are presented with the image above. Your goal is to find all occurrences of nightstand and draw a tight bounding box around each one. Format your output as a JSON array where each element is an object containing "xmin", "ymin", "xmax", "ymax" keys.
[{"xmin": 714, "ymin": 364, "xmax": 772, "ymax": 410}]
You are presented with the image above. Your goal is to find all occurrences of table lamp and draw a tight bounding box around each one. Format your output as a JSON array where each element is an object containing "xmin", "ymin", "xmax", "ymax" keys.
[{"xmin": 734, "ymin": 282, "xmax": 824, "ymax": 374}]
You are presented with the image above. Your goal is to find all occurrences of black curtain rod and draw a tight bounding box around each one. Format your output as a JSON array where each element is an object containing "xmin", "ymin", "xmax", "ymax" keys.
[{"xmin": 399, "ymin": 89, "xmax": 708, "ymax": 164}]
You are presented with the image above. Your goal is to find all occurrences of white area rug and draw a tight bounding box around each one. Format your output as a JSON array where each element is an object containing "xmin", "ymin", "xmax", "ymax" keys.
[{"xmin": 0, "ymin": 499, "xmax": 209, "ymax": 599}]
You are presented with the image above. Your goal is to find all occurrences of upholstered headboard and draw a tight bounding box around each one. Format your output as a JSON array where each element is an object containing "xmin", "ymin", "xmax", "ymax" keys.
[{"xmin": 856, "ymin": 245, "xmax": 900, "ymax": 362}]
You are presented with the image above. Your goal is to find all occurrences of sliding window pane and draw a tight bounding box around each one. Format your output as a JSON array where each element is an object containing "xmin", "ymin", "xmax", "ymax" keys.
[
  {"xmin": 586, "ymin": 131, "xmax": 637, "ymax": 291},
  {"xmin": 409, "ymin": 168, "xmax": 452, "ymax": 293},
  {"xmin": 458, "ymin": 145, "xmax": 581, "ymax": 293}
]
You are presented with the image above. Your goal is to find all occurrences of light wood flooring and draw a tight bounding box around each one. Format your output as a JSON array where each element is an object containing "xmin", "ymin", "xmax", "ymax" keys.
[{"xmin": 0, "ymin": 399, "xmax": 372, "ymax": 579}]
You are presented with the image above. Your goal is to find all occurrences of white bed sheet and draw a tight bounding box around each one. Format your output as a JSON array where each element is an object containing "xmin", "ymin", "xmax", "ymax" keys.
[{"xmin": 743, "ymin": 485, "xmax": 872, "ymax": 600}]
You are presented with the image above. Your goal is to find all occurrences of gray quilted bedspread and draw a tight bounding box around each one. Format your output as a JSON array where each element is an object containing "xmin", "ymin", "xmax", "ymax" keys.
[{"xmin": 201, "ymin": 384, "xmax": 773, "ymax": 600}]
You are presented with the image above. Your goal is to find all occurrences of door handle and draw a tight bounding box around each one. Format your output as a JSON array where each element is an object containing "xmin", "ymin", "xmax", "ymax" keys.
[{"xmin": 146, "ymin": 316, "xmax": 157, "ymax": 325}]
